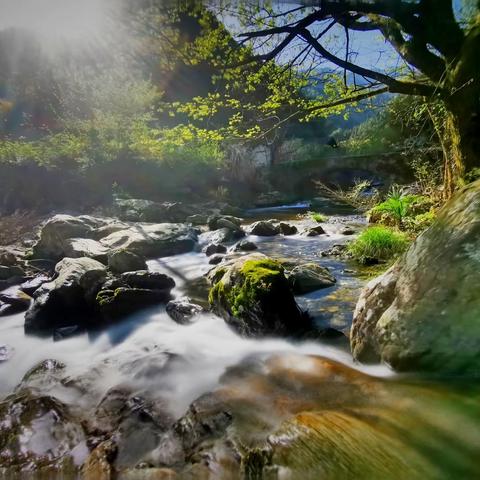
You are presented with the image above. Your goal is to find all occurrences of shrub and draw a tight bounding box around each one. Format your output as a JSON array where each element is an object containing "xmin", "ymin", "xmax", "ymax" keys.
[
  {"xmin": 348, "ymin": 226, "xmax": 409, "ymax": 264},
  {"xmin": 368, "ymin": 187, "xmax": 433, "ymax": 230}
]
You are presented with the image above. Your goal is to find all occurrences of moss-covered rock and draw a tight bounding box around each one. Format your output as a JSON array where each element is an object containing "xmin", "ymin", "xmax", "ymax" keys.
[
  {"xmin": 207, "ymin": 254, "xmax": 310, "ymax": 336},
  {"xmin": 351, "ymin": 179, "xmax": 480, "ymax": 373}
]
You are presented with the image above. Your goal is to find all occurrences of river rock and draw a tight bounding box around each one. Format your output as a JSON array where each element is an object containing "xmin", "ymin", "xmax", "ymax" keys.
[
  {"xmin": 234, "ymin": 240, "xmax": 257, "ymax": 252},
  {"xmin": 25, "ymin": 257, "xmax": 107, "ymax": 333},
  {"xmin": 187, "ymin": 214, "xmax": 208, "ymax": 225},
  {"xmin": 20, "ymin": 275, "xmax": 51, "ymax": 296},
  {"xmin": 96, "ymin": 288, "xmax": 172, "ymax": 319},
  {"xmin": 303, "ymin": 225, "xmax": 326, "ymax": 236},
  {"xmin": 205, "ymin": 243, "xmax": 227, "ymax": 256},
  {"xmin": 351, "ymin": 180, "xmax": 480, "ymax": 373},
  {"xmin": 204, "ymin": 227, "xmax": 245, "ymax": 244},
  {"xmin": 0, "ymin": 265, "xmax": 24, "ymax": 281},
  {"xmin": 119, "ymin": 271, "xmax": 175, "ymax": 291},
  {"xmin": 114, "ymin": 197, "xmax": 190, "ymax": 223},
  {"xmin": 32, "ymin": 214, "xmax": 111, "ymax": 259},
  {"xmin": 209, "ymin": 254, "xmax": 225, "ymax": 265},
  {"xmin": 100, "ymin": 223, "xmax": 197, "ymax": 258},
  {"xmin": 166, "ymin": 298, "xmax": 203, "ymax": 324},
  {"xmin": 0, "ymin": 344, "xmax": 13, "ymax": 362},
  {"xmin": 0, "ymin": 390, "xmax": 87, "ymax": 470},
  {"xmin": 208, "ymin": 254, "xmax": 310, "ymax": 337},
  {"xmin": 287, "ymin": 263, "xmax": 336, "ymax": 294},
  {"xmin": 0, "ymin": 289, "xmax": 31, "ymax": 316},
  {"xmin": 63, "ymin": 238, "xmax": 110, "ymax": 263},
  {"xmin": 248, "ymin": 220, "xmax": 279, "ymax": 236},
  {"xmin": 278, "ymin": 222, "xmax": 298, "ymax": 235},
  {"xmin": 208, "ymin": 215, "xmax": 242, "ymax": 231},
  {"xmin": 108, "ymin": 249, "xmax": 148, "ymax": 274}
]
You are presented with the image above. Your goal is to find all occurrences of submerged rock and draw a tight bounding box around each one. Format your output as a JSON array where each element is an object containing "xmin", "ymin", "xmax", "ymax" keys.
[
  {"xmin": 248, "ymin": 220, "xmax": 279, "ymax": 236},
  {"xmin": 166, "ymin": 298, "xmax": 203, "ymax": 324},
  {"xmin": 24, "ymin": 257, "xmax": 107, "ymax": 334},
  {"xmin": 351, "ymin": 180, "xmax": 480, "ymax": 373},
  {"xmin": 0, "ymin": 344, "xmax": 13, "ymax": 362},
  {"xmin": 208, "ymin": 254, "xmax": 310, "ymax": 337},
  {"xmin": 0, "ymin": 390, "xmax": 87, "ymax": 471},
  {"xmin": 287, "ymin": 263, "xmax": 336, "ymax": 294}
]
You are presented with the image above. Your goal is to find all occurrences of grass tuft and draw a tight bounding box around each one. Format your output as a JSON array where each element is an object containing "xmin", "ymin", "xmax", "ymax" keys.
[{"xmin": 348, "ymin": 226, "xmax": 409, "ymax": 264}]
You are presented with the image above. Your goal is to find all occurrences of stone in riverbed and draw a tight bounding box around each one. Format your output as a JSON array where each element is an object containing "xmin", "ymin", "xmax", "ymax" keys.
[
  {"xmin": 208, "ymin": 215, "xmax": 243, "ymax": 231},
  {"xmin": 0, "ymin": 390, "xmax": 87, "ymax": 470},
  {"xmin": 0, "ymin": 344, "xmax": 13, "ymax": 362},
  {"xmin": 205, "ymin": 227, "xmax": 245, "ymax": 244},
  {"xmin": 96, "ymin": 288, "xmax": 172, "ymax": 319},
  {"xmin": 350, "ymin": 179, "xmax": 480, "ymax": 373},
  {"xmin": 0, "ymin": 265, "xmax": 24, "ymax": 281},
  {"xmin": 234, "ymin": 240, "xmax": 257, "ymax": 252},
  {"xmin": 119, "ymin": 271, "xmax": 175, "ymax": 291},
  {"xmin": 207, "ymin": 253, "xmax": 310, "ymax": 337},
  {"xmin": 20, "ymin": 275, "xmax": 51, "ymax": 296},
  {"xmin": 166, "ymin": 298, "xmax": 203, "ymax": 324},
  {"xmin": 287, "ymin": 263, "xmax": 336, "ymax": 294},
  {"xmin": 278, "ymin": 222, "xmax": 298, "ymax": 235},
  {"xmin": 24, "ymin": 257, "xmax": 107, "ymax": 334},
  {"xmin": 303, "ymin": 225, "xmax": 326, "ymax": 236},
  {"xmin": 205, "ymin": 243, "xmax": 227, "ymax": 256},
  {"xmin": 248, "ymin": 220, "xmax": 279, "ymax": 236},
  {"xmin": 108, "ymin": 249, "xmax": 148, "ymax": 274},
  {"xmin": 209, "ymin": 254, "xmax": 225, "ymax": 265},
  {"xmin": 0, "ymin": 289, "xmax": 31, "ymax": 316},
  {"xmin": 100, "ymin": 223, "xmax": 197, "ymax": 258},
  {"xmin": 187, "ymin": 214, "xmax": 209, "ymax": 225}
]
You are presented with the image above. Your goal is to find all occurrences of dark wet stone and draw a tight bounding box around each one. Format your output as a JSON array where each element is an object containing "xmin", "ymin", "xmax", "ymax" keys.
[
  {"xmin": 209, "ymin": 254, "xmax": 225, "ymax": 265},
  {"xmin": 278, "ymin": 222, "xmax": 298, "ymax": 235},
  {"xmin": 205, "ymin": 243, "xmax": 227, "ymax": 257},
  {"xmin": 234, "ymin": 240, "xmax": 257, "ymax": 252}
]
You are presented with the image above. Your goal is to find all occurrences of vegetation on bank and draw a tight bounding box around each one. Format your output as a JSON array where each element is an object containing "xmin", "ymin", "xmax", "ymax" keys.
[{"xmin": 348, "ymin": 226, "xmax": 410, "ymax": 265}]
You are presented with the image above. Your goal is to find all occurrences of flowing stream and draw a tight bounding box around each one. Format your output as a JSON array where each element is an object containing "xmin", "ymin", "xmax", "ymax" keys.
[{"xmin": 1, "ymin": 203, "xmax": 480, "ymax": 478}]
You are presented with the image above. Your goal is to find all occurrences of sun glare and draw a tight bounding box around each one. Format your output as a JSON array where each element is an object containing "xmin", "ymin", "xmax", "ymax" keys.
[{"xmin": 0, "ymin": 0, "xmax": 112, "ymax": 45}]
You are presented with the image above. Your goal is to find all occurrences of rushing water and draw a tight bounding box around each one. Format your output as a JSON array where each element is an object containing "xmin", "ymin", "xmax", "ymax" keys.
[{"xmin": 1, "ymin": 204, "xmax": 480, "ymax": 478}]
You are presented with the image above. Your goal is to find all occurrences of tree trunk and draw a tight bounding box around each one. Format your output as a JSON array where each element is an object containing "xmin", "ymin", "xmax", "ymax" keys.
[{"xmin": 442, "ymin": 17, "xmax": 480, "ymax": 194}]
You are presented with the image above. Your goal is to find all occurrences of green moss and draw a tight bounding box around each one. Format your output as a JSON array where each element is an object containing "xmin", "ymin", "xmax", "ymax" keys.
[
  {"xmin": 96, "ymin": 289, "xmax": 115, "ymax": 307},
  {"xmin": 209, "ymin": 259, "xmax": 285, "ymax": 317},
  {"xmin": 309, "ymin": 211, "xmax": 327, "ymax": 223}
]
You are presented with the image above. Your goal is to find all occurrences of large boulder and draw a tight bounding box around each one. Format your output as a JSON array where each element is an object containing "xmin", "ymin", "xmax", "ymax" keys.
[
  {"xmin": 24, "ymin": 257, "xmax": 107, "ymax": 333},
  {"xmin": 207, "ymin": 254, "xmax": 310, "ymax": 337},
  {"xmin": 32, "ymin": 215, "xmax": 126, "ymax": 261},
  {"xmin": 287, "ymin": 263, "xmax": 336, "ymax": 294},
  {"xmin": 351, "ymin": 180, "xmax": 480, "ymax": 373},
  {"xmin": 100, "ymin": 223, "xmax": 197, "ymax": 258}
]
